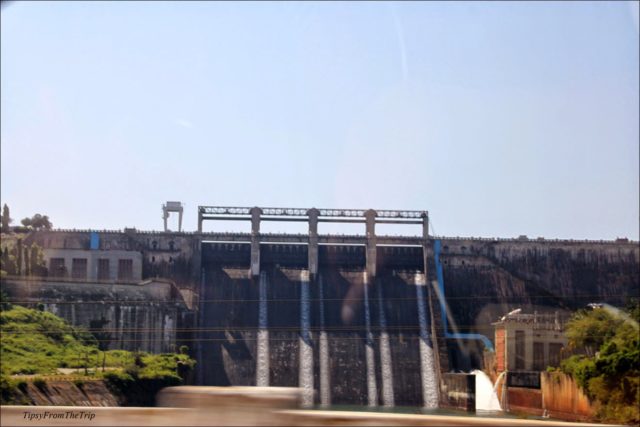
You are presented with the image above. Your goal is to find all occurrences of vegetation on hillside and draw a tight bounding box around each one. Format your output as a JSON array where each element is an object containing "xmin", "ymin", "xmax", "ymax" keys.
[
  {"xmin": 1, "ymin": 204, "xmax": 11, "ymax": 233},
  {"xmin": 0, "ymin": 300, "xmax": 195, "ymax": 405},
  {"xmin": 1, "ymin": 238, "xmax": 47, "ymax": 277},
  {"xmin": 0, "ymin": 205, "xmax": 51, "ymax": 277},
  {"xmin": 559, "ymin": 301, "xmax": 639, "ymax": 425},
  {"xmin": 1, "ymin": 204, "xmax": 52, "ymax": 233},
  {"xmin": 20, "ymin": 214, "xmax": 53, "ymax": 231}
]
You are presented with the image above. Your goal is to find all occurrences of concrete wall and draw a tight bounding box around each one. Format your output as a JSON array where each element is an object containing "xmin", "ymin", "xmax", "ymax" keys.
[
  {"xmin": 26, "ymin": 230, "xmax": 199, "ymax": 289},
  {"xmin": 20, "ymin": 230, "xmax": 640, "ymax": 384},
  {"xmin": 198, "ymin": 243, "xmax": 435, "ymax": 407},
  {"xmin": 43, "ymin": 249, "xmax": 142, "ymax": 282},
  {"xmin": 432, "ymin": 238, "xmax": 638, "ymax": 371},
  {"xmin": 439, "ymin": 373, "xmax": 475, "ymax": 411},
  {"xmin": 540, "ymin": 372, "xmax": 594, "ymax": 421},
  {"xmin": 0, "ymin": 278, "xmax": 192, "ymax": 353}
]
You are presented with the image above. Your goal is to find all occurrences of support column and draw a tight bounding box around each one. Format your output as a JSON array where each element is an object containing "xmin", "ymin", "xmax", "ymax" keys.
[
  {"xmin": 197, "ymin": 210, "xmax": 203, "ymax": 233},
  {"xmin": 305, "ymin": 208, "xmax": 321, "ymax": 406},
  {"xmin": 363, "ymin": 209, "xmax": 378, "ymax": 406},
  {"xmin": 422, "ymin": 212, "xmax": 429, "ymax": 241},
  {"xmin": 363, "ymin": 272, "xmax": 378, "ymax": 407},
  {"xmin": 250, "ymin": 207, "xmax": 262, "ymax": 277},
  {"xmin": 365, "ymin": 209, "xmax": 377, "ymax": 278},
  {"xmin": 307, "ymin": 208, "xmax": 319, "ymax": 279}
]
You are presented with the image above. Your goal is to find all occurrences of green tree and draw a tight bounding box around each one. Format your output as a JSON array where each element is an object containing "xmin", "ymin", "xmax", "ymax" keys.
[
  {"xmin": 561, "ymin": 304, "xmax": 640, "ymax": 424},
  {"xmin": 1, "ymin": 204, "xmax": 11, "ymax": 232},
  {"xmin": 0, "ymin": 290, "xmax": 12, "ymax": 311},
  {"xmin": 15, "ymin": 239, "xmax": 22, "ymax": 276},
  {"xmin": 0, "ymin": 247, "xmax": 16, "ymax": 275},
  {"xmin": 21, "ymin": 214, "xmax": 52, "ymax": 230},
  {"xmin": 565, "ymin": 307, "xmax": 623, "ymax": 357},
  {"xmin": 29, "ymin": 244, "xmax": 46, "ymax": 276}
]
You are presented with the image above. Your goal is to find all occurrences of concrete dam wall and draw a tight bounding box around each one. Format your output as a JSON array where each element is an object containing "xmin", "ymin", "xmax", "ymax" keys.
[
  {"xmin": 3, "ymin": 223, "xmax": 638, "ymax": 408},
  {"xmin": 1, "ymin": 278, "xmax": 192, "ymax": 353},
  {"xmin": 434, "ymin": 238, "xmax": 639, "ymax": 370},
  {"xmin": 198, "ymin": 243, "xmax": 438, "ymax": 407}
]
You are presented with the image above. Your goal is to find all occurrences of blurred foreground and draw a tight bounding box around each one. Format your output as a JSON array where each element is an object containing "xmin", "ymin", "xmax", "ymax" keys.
[{"xmin": 0, "ymin": 386, "xmax": 616, "ymax": 426}]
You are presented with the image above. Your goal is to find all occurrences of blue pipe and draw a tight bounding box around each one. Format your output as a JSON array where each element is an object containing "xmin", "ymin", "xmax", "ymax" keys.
[{"xmin": 434, "ymin": 239, "xmax": 494, "ymax": 352}]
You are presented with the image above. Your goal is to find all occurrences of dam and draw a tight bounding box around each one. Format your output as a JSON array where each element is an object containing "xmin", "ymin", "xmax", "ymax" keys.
[
  {"xmin": 196, "ymin": 207, "xmax": 436, "ymax": 407},
  {"xmin": 2, "ymin": 204, "xmax": 638, "ymax": 408}
]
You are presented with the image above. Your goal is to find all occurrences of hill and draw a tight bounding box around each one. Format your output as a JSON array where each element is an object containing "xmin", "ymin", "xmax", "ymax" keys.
[{"xmin": 0, "ymin": 300, "xmax": 195, "ymax": 405}]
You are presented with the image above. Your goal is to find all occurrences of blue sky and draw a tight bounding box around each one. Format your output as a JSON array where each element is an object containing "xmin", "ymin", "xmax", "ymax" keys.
[{"xmin": 1, "ymin": 1, "xmax": 638, "ymax": 239}]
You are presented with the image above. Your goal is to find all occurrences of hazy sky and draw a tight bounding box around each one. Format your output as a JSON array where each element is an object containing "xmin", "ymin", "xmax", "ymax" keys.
[{"xmin": 2, "ymin": 1, "xmax": 638, "ymax": 239}]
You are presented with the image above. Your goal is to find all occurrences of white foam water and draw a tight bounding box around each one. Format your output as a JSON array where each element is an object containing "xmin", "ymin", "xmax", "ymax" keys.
[
  {"xmin": 415, "ymin": 273, "xmax": 439, "ymax": 409},
  {"xmin": 363, "ymin": 272, "xmax": 378, "ymax": 407},
  {"xmin": 376, "ymin": 281, "xmax": 395, "ymax": 407},
  {"xmin": 318, "ymin": 274, "xmax": 331, "ymax": 407},
  {"xmin": 299, "ymin": 270, "xmax": 314, "ymax": 407},
  {"xmin": 472, "ymin": 369, "xmax": 502, "ymax": 411},
  {"xmin": 256, "ymin": 271, "xmax": 270, "ymax": 387}
]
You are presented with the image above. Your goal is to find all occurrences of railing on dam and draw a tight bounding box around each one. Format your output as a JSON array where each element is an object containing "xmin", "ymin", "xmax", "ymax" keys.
[{"xmin": 37, "ymin": 228, "xmax": 637, "ymax": 246}]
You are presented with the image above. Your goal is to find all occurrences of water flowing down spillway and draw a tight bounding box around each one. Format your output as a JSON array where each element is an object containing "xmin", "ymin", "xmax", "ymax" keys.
[
  {"xmin": 376, "ymin": 280, "xmax": 395, "ymax": 407},
  {"xmin": 198, "ymin": 243, "xmax": 442, "ymax": 408},
  {"xmin": 415, "ymin": 273, "xmax": 439, "ymax": 408},
  {"xmin": 256, "ymin": 271, "xmax": 270, "ymax": 387},
  {"xmin": 363, "ymin": 272, "xmax": 378, "ymax": 407},
  {"xmin": 299, "ymin": 270, "xmax": 314, "ymax": 407},
  {"xmin": 318, "ymin": 275, "xmax": 331, "ymax": 407},
  {"xmin": 472, "ymin": 370, "xmax": 502, "ymax": 411}
]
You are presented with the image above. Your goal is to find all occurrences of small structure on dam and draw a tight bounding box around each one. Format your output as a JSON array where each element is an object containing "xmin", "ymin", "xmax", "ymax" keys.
[
  {"xmin": 492, "ymin": 309, "xmax": 569, "ymax": 373},
  {"xmin": 1, "ymin": 203, "xmax": 638, "ymax": 410}
]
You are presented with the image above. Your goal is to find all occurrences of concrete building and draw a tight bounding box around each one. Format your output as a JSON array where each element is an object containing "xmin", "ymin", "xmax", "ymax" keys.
[
  {"xmin": 43, "ymin": 248, "xmax": 142, "ymax": 282},
  {"xmin": 493, "ymin": 310, "xmax": 569, "ymax": 372}
]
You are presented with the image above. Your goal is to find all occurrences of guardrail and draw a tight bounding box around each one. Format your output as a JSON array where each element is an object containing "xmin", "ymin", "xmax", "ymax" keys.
[{"xmin": 6, "ymin": 228, "xmax": 637, "ymax": 245}]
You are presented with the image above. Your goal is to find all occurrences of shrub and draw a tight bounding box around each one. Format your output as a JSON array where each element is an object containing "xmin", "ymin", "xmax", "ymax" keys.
[
  {"xmin": 103, "ymin": 371, "xmax": 134, "ymax": 390},
  {"xmin": 560, "ymin": 305, "xmax": 640, "ymax": 424},
  {"xmin": 0, "ymin": 374, "xmax": 30, "ymax": 405}
]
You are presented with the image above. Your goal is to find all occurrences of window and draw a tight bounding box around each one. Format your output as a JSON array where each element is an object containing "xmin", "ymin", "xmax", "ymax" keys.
[
  {"xmin": 71, "ymin": 258, "xmax": 88, "ymax": 279},
  {"xmin": 118, "ymin": 259, "xmax": 133, "ymax": 281},
  {"xmin": 533, "ymin": 342, "xmax": 545, "ymax": 371},
  {"xmin": 97, "ymin": 259, "xmax": 110, "ymax": 281},
  {"xmin": 515, "ymin": 330, "xmax": 525, "ymax": 370},
  {"xmin": 548, "ymin": 343, "xmax": 563, "ymax": 367},
  {"xmin": 49, "ymin": 258, "xmax": 66, "ymax": 277}
]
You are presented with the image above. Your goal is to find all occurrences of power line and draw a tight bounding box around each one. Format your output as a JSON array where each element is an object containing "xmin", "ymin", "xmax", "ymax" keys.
[
  {"xmin": 4, "ymin": 293, "xmax": 635, "ymax": 304},
  {"xmin": 1, "ymin": 333, "xmax": 627, "ymax": 342}
]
